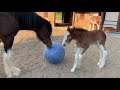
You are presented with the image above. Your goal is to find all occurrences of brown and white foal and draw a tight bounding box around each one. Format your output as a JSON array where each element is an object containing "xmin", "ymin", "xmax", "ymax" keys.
[{"xmin": 62, "ymin": 27, "xmax": 107, "ymax": 72}]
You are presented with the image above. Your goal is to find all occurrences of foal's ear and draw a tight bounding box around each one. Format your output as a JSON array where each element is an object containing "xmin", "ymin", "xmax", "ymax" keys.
[
  {"xmin": 67, "ymin": 26, "xmax": 74, "ymax": 30},
  {"xmin": 67, "ymin": 26, "xmax": 75, "ymax": 33}
]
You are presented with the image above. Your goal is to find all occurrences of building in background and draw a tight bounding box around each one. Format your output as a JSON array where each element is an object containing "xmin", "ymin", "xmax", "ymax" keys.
[
  {"xmin": 36, "ymin": 12, "xmax": 101, "ymax": 30},
  {"xmin": 103, "ymin": 12, "xmax": 119, "ymax": 29}
]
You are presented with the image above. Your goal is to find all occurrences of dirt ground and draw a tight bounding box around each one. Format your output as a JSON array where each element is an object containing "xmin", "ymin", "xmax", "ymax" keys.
[{"xmin": 0, "ymin": 27, "xmax": 120, "ymax": 78}]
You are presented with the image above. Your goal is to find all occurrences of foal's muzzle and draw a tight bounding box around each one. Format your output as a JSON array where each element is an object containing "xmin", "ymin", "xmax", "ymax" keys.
[{"xmin": 62, "ymin": 44, "xmax": 66, "ymax": 47}]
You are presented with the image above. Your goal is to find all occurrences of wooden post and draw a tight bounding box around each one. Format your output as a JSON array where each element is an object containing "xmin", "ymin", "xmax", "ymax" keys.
[
  {"xmin": 99, "ymin": 12, "xmax": 106, "ymax": 30},
  {"xmin": 116, "ymin": 12, "xmax": 120, "ymax": 32},
  {"xmin": 72, "ymin": 12, "xmax": 75, "ymax": 27}
]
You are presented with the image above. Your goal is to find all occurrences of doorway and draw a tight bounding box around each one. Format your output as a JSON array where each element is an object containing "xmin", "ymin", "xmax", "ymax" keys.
[{"xmin": 55, "ymin": 12, "xmax": 73, "ymax": 26}]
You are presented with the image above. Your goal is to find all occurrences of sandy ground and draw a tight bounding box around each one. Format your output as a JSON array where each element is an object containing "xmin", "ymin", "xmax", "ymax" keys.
[{"xmin": 0, "ymin": 27, "xmax": 120, "ymax": 78}]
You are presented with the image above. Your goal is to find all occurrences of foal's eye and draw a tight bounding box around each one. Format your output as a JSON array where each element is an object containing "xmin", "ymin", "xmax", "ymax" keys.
[{"xmin": 67, "ymin": 35, "xmax": 70, "ymax": 38}]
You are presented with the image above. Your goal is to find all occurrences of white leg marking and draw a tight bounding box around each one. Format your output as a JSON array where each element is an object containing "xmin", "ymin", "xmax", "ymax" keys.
[
  {"xmin": 3, "ymin": 50, "xmax": 13, "ymax": 78},
  {"xmin": 99, "ymin": 45, "xmax": 107, "ymax": 68},
  {"xmin": 76, "ymin": 54, "xmax": 82, "ymax": 68},
  {"xmin": 96, "ymin": 42, "xmax": 102, "ymax": 66},
  {"xmin": 0, "ymin": 41, "xmax": 3, "ymax": 46},
  {"xmin": 3, "ymin": 49, "xmax": 21, "ymax": 78},
  {"xmin": 12, "ymin": 66, "xmax": 21, "ymax": 77},
  {"xmin": 62, "ymin": 31, "xmax": 70, "ymax": 46},
  {"xmin": 97, "ymin": 50, "xmax": 103, "ymax": 66},
  {"xmin": 71, "ymin": 48, "xmax": 82, "ymax": 72}
]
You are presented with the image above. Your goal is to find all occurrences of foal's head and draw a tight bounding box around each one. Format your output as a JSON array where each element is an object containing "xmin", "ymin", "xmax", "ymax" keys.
[{"xmin": 62, "ymin": 26, "xmax": 76, "ymax": 47}]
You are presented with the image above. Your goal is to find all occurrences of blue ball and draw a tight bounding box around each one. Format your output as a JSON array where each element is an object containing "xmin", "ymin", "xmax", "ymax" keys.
[{"xmin": 43, "ymin": 42, "xmax": 65, "ymax": 64}]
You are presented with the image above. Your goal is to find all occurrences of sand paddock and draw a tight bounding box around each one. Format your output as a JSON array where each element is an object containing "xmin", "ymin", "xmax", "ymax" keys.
[{"xmin": 0, "ymin": 27, "xmax": 120, "ymax": 78}]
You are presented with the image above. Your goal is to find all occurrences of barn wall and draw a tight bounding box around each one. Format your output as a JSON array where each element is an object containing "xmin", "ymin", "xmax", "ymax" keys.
[
  {"xmin": 72, "ymin": 12, "xmax": 90, "ymax": 29},
  {"xmin": 72, "ymin": 12, "xmax": 100, "ymax": 30},
  {"xmin": 36, "ymin": 12, "xmax": 55, "ymax": 26},
  {"xmin": 35, "ymin": 12, "xmax": 101, "ymax": 30}
]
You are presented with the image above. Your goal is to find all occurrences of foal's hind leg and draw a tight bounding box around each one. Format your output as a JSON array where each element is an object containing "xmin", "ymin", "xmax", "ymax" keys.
[
  {"xmin": 96, "ymin": 42, "xmax": 107, "ymax": 68},
  {"xmin": 99, "ymin": 45, "xmax": 107, "ymax": 68},
  {"xmin": 2, "ymin": 36, "xmax": 21, "ymax": 78},
  {"xmin": 96, "ymin": 43, "xmax": 103, "ymax": 66}
]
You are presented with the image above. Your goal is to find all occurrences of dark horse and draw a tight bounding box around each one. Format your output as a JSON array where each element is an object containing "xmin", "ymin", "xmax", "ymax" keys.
[{"xmin": 0, "ymin": 12, "xmax": 52, "ymax": 78}]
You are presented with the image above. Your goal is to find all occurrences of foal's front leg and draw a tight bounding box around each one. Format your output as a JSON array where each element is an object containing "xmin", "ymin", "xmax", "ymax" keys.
[
  {"xmin": 71, "ymin": 45, "xmax": 89, "ymax": 72},
  {"xmin": 71, "ymin": 48, "xmax": 82, "ymax": 72}
]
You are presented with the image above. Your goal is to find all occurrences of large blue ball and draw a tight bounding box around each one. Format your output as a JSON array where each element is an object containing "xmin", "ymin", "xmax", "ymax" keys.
[{"xmin": 43, "ymin": 42, "xmax": 65, "ymax": 64}]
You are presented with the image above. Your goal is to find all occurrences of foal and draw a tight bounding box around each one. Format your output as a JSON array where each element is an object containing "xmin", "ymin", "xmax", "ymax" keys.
[
  {"xmin": 62, "ymin": 26, "xmax": 107, "ymax": 72},
  {"xmin": 0, "ymin": 12, "xmax": 52, "ymax": 78}
]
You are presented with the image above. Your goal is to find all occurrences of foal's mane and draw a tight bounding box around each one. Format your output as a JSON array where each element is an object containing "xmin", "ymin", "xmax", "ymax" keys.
[{"xmin": 74, "ymin": 27, "xmax": 88, "ymax": 32}]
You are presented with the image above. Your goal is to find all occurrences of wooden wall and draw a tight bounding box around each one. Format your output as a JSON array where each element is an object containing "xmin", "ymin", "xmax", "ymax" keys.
[
  {"xmin": 36, "ymin": 12, "xmax": 55, "ymax": 26},
  {"xmin": 72, "ymin": 12, "xmax": 100, "ymax": 30},
  {"xmin": 35, "ymin": 12, "xmax": 101, "ymax": 30}
]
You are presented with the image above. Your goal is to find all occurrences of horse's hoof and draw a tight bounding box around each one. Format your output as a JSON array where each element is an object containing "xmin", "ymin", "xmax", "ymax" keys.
[
  {"xmin": 6, "ymin": 74, "xmax": 14, "ymax": 78},
  {"xmin": 12, "ymin": 67, "xmax": 21, "ymax": 76},
  {"xmin": 5, "ymin": 69, "xmax": 14, "ymax": 78}
]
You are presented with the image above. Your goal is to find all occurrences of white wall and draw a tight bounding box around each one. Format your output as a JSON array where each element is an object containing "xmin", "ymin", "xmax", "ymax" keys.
[{"xmin": 103, "ymin": 12, "xmax": 119, "ymax": 29}]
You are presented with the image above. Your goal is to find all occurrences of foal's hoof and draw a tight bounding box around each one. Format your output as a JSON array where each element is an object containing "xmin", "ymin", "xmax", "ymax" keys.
[
  {"xmin": 99, "ymin": 65, "xmax": 104, "ymax": 69},
  {"xmin": 71, "ymin": 68, "xmax": 76, "ymax": 72},
  {"xmin": 12, "ymin": 67, "xmax": 21, "ymax": 77},
  {"xmin": 97, "ymin": 62, "xmax": 101, "ymax": 66},
  {"xmin": 6, "ymin": 73, "xmax": 14, "ymax": 78}
]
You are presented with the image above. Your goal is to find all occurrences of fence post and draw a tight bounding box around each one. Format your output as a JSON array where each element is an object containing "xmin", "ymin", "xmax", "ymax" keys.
[
  {"xmin": 99, "ymin": 12, "xmax": 106, "ymax": 30},
  {"xmin": 116, "ymin": 12, "xmax": 120, "ymax": 32}
]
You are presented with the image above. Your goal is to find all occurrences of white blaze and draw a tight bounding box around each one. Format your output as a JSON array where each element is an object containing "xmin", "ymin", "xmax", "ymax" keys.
[{"xmin": 62, "ymin": 31, "xmax": 70, "ymax": 45}]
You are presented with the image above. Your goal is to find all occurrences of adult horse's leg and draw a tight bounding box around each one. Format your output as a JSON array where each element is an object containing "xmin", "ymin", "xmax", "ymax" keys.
[
  {"xmin": 1, "ymin": 35, "xmax": 21, "ymax": 78},
  {"xmin": 0, "ymin": 39, "xmax": 3, "ymax": 46},
  {"xmin": 71, "ymin": 46, "xmax": 89, "ymax": 72}
]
